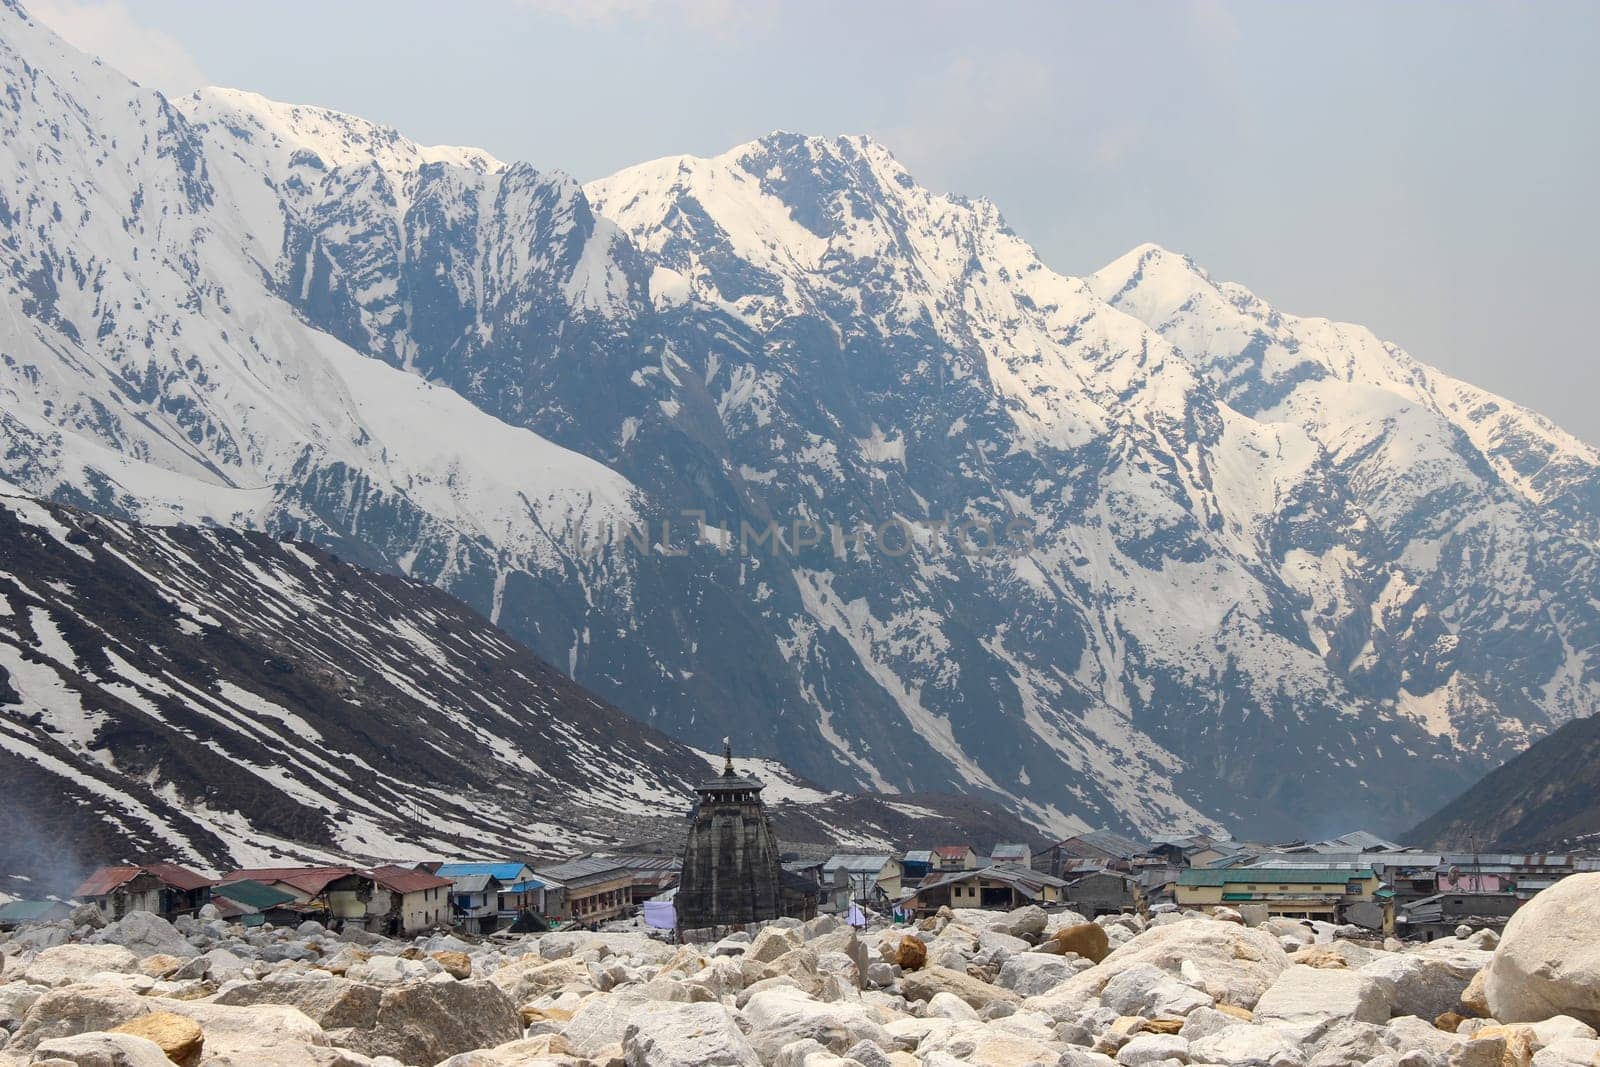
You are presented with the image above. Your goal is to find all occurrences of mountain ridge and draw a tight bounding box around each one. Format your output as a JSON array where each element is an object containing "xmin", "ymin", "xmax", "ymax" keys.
[{"xmin": 3, "ymin": 0, "xmax": 1598, "ymax": 841}]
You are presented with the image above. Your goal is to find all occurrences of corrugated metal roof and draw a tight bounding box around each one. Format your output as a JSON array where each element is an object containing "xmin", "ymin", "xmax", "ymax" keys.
[
  {"xmin": 991, "ymin": 844, "xmax": 1030, "ymax": 861},
  {"xmin": 73, "ymin": 863, "xmax": 212, "ymax": 898},
  {"xmin": 219, "ymin": 867, "xmax": 357, "ymax": 897},
  {"xmin": 1179, "ymin": 867, "xmax": 1375, "ymax": 886},
  {"xmin": 435, "ymin": 863, "xmax": 535, "ymax": 882},
  {"xmin": 212, "ymin": 879, "xmax": 298, "ymax": 910},
  {"xmin": 367, "ymin": 865, "xmax": 453, "ymax": 895},
  {"xmin": 0, "ymin": 900, "xmax": 68, "ymax": 922},
  {"xmin": 823, "ymin": 854, "xmax": 895, "ymax": 874},
  {"xmin": 536, "ymin": 857, "xmax": 634, "ymax": 887},
  {"xmin": 902, "ymin": 851, "xmax": 934, "ymax": 864},
  {"xmin": 449, "ymin": 874, "xmax": 499, "ymax": 893}
]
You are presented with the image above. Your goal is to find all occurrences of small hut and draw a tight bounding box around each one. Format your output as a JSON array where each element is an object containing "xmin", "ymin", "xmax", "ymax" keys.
[{"xmin": 676, "ymin": 740, "xmax": 783, "ymax": 933}]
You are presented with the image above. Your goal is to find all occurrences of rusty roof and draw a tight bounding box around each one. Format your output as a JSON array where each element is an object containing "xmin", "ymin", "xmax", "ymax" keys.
[
  {"xmin": 218, "ymin": 866, "xmax": 358, "ymax": 896},
  {"xmin": 366, "ymin": 865, "xmax": 453, "ymax": 895},
  {"xmin": 73, "ymin": 863, "xmax": 212, "ymax": 898}
]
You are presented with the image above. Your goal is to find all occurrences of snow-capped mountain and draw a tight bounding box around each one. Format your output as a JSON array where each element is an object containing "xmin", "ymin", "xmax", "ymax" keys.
[
  {"xmin": 3, "ymin": 0, "xmax": 1597, "ymax": 841},
  {"xmin": 0, "ymin": 483, "xmax": 1039, "ymax": 896}
]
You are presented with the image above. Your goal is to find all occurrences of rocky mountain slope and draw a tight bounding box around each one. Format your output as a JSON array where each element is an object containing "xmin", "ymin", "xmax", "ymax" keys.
[
  {"xmin": 3, "ymin": 0, "xmax": 1598, "ymax": 839},
  {"xmin": 0, "ymin": 483, "xmax": 1037, "ymax": 897},
  {"xmin": 1407, "ymin": 713, "xmax": 1600, "ymax": 850}
]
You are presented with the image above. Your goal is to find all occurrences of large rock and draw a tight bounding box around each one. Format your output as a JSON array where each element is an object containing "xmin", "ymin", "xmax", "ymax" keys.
[
  {"xmin": 22, "ymin": 944, "xmax": 140, "ymax": 987},
  {"xmin": 740, "ymin": 988, "xmax": 891, "ymax": 1062},
  {"xmin": 1486, "ymin": 873, "xmax": 1600, "ymax": 1027},
  {"xmin": 488, "ymin": 955, "xmax": 592, "ymax": 1001},
  {"xmin": 212, "ymin": 975, "xmax": 382, "ymax": 1031},
  {"xmin": 622, "ymin": 1002, "xmax": 759, "ymax": 1066},
  {"xmin": 1030, "ymin": 918, "xmax": 1291, "ymax": 1021},
  {"xmin": 1252, "ymin": 965, "xmax": 1388, "ymax": 1042},
  {"xmin": 361, "ymin": 978, "xmax": 522, "ymax": 1064},
  {"xmin": 93, "ymin": 911, "xmax": 194, "ymax": 959},
  {"xmin": 747, "ymin": 926, "xmax": 805, "ymax": 965},
  {"xmin": 996, "ymin": 953, "xmax": 1091, "ymax": 996},
  {"xmin": 1532, "ymin": 1038, "xmax": 1600, "ymax": 1067},
  {"xmin": 111, "ymin": 1011, "xmax": 205, "ymax": 1067},
  {"xmin": 1359, "ymin": 954, "xmax": 1473, "ymax": 1020},
  {"xmin": 1189, "ymin": 1022, "xmax": 1308, "ymax": 1067},
  {"xmin": 992, "ymin": 906, "xmax": 1049, "ymax": 941},
  {"xmin": 1100, "ymin": 962, "xmax": 1214, "ymax": 1018},
  {"xmin": 901, "ymin": 965, "xmax": 1020, "ymax": 1011},
  {"xmin": 8, "ymin": 985, "xmax": 151, "ymax": 1050},
  {"xmin": 0, "ymin": 981, "xmax": 48, "ymax": 1030},
  {"xmin": 29, "ymin": 1031, "xmax": 174, "ymax": 1067},
  {"xmin": 916, "ymin": 1018, "xmax": 1063, "ymax": 1065},
  {"xmin": 1054, "ymin": 923, "xmax": 1112, "ymax": 963}
]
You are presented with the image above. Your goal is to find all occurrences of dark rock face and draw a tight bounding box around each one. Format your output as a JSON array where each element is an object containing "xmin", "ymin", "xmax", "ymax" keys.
[
  {"xmin": 676, "ymin": 753, "xmax": 783, "ymax": 931},
  {"xmin": 1408, "ymin": 713, "xmax": 1600, "ymax": 850}
]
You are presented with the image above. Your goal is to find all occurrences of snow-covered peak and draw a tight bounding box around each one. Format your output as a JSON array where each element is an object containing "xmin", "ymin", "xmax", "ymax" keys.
[{"xmin": 179, "ymin": 87, "xmax": 504, "ymax": 176}]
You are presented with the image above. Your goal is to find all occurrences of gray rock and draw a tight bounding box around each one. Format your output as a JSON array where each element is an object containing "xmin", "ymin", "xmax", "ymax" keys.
[
  {"xmin": 91, "ymin": 911, "xmax": 192, "ymax": 958},
  {"xmin": 1189, "ymin": 1023, "xmax": 1309, "ymax": 1067},
  {"xmin": 1252, "ymin": 965, "xmax": 1388, "ymax": 1042},
  {"xmin": 1485, "ymin": 872, "xmax": 1600, "ymax": 1027},
  {"xmin": 30, "ymin": 1031, "xmax": 173, "ymax": 1067},
  {"xmin": 1100, "ymin": 962, "xmax": 1213, "ymax": 1017},
  {"xmin": 622, "ymin": 1002, "xmax": 759, "ymax": 1066}
]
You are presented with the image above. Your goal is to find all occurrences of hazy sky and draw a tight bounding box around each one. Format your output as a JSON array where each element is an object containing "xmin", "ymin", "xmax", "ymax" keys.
[{"xmin": 32, "ymin": 0, "xmax": 1600, "ymax": 443}]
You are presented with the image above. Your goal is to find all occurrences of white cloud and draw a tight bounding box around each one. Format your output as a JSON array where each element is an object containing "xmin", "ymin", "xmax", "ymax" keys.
[{"xmin": 28, "ymin": 0, "xmax": 208, "ymax": 96}]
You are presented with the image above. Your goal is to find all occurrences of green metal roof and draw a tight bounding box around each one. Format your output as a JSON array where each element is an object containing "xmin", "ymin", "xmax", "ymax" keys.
[
  {"xmin": 1179, "ymin": 867, "xmax": 1374, "ymax": 887},
  {"xmin": 212, "ymin": 878, "xmax": 297, "ymax": 910},
  {"xmin": 0, "ymin": 899, "xmax": 66, "ymax": 922}
]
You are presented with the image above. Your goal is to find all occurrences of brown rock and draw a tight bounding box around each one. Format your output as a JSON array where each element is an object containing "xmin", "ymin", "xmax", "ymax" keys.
[
  {"xmin": 1052, "ymin": 922, "xmax": 1111, "ymax": 964},
  {"xmin": 893, "ymin": 935, "xmax": 926, "ymax": 972},
  {"xmin": 1462, "ymin": 966, "xmax": 1491, "ymax": 1017},
  {"xmin": 430, "ymin": 950, "xmax": 472, "ymax": 979},
  {"xmin": 1143, "ymin": 1017, "xmax": 1186, "ymax": 1034},
  {"xmin": 1289, "ymin": 946, "xmax": 1349, "ymax": 969},
  {"xmin": 1473, "ymin": 1025, "xmax": 1536, "ymax": 1067},
  {"xmin": 138, "ymin": 954, "xmax": 187, "ymax": 979},
  {"xmin": 520, "ymin": 1004, "xmax": 575, "ymax": 1027},
  {"xmin": 111, "ymin": 1011, "xmax": 204, "ymax": 1067},
  {"xmin": 1437, "ymin": 1011, "xmax": 1469, "ymax": 1033},
  {"xmin": 1216, "ymin": 1003, "xmax": 1255, "ymax": 1021}
]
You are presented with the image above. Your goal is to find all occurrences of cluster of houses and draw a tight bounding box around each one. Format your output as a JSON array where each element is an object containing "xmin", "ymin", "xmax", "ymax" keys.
[
  {"xmin": 5, "ymin": 826, "xmax": 1596, "ymax": 940},
  {"xmin": 0, "ymin": 852, "xmax": 686, "ymax": 937},
  {"xmin": 791, "ymin": 828, "xmax": 1600, "ymax": 939}
]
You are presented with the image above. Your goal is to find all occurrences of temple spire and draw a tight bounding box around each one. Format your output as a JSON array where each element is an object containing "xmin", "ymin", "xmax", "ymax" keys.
[{"xmin": 722, "ymin": 736, "xmax": 733, "ymax": 775}]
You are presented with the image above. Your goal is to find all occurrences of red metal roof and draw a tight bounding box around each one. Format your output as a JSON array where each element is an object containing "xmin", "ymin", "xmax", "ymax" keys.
[
  {"xmin": 934, "ymin": 846, "xmax": 972, "ymax": 859},
  {"xmin": 218, "ymin": 867, "xmax": 357, "ymax": 896},
  {"xmin": 366, "ymin": 865, "xmax": 453, "ymax": 895},
  {"xmin": 73, "ymin": 863, "xmax": 212, "ymax": 899},
  {"xmin": 73, "ymin": 865, "xmax": 140, "ymax": 898}
]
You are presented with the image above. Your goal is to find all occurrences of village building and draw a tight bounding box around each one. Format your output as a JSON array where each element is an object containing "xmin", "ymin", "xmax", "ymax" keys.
[
  {"xmin": 990, "ymin": 843, "xmax": 1031, "ymax": 866},
  {"xmin": 1176, "ymin": 865, "xmax": 1392, "ymax": 929},
  {"xmin": 578, "ymin": 853, "xmax": 680, "ymax": 903},
  {"xmin": 216, "ymin": 867, "xmax": 378, "ymax": 926},
  {"xmin": 364, "ymin": 865, "xmax": 452, "ymax": 935},
  {"xmin": 445, "ymin": 873, "xmax": 504, "ymax": 934},
  {"xmin": 1064, "ymin": 869, "xmax": 1141, "ymax": 916},
  {"xmin": 433, "ymin": 862, "xmax": 545, "ymax": 921},
  {"xmin": 73, "ymin": 864, "xmax": 213, "ymax": 921},
  {"xmin": 674, "ymin": 744, "xmax": 784, "ymax": 932},
  {"xmin": 210, "ymin": 879, "xmax": 302, "ymax": 927},
  {"xmin": 1035, "ymin": 829, "xmax": 1150, "ymax": 876},
  {"xmin": 821, "ymin": 853, "xmax": 904, "ymax": 911},
  {"xmin": 1400, "ymin": 890, "xmax": 1522, "ymax": 941},
  {"xmin": 536, "ymin": 857, "xmax": 635, "ymax": 925},
  {"xmin": 931, "ymin": 846, "xmax": 979, "ymax": 872},
  {"xmin": 909, "ymin": 863, "xmax": 1067, "ymax": 914},
  {"xmin": 900, "ymin": 850, "xmax": 934, "ymax": 884}
]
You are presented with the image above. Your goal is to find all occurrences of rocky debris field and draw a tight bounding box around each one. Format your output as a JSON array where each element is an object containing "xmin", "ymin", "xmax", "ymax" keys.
[{"xmin": 2, "ymin": 873, "xmax": 1599, "ymax": 1067}]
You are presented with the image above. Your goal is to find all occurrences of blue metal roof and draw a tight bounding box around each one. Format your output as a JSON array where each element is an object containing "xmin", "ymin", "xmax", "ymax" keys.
[{"xmin": 435, "ymin": 862, "xmax": 532, "ymax": 882}]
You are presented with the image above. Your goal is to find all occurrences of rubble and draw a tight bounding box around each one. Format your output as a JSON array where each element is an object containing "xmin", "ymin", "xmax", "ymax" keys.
[{"xmin": 2, "ymin": 902, "xmax": 1597, "ymax": 1066}]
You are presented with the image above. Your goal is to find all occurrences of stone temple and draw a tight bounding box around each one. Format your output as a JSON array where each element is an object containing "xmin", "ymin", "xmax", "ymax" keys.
[{"xmin": 676, "ymin": 741, "xmax": 783, "ymax": 931}]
